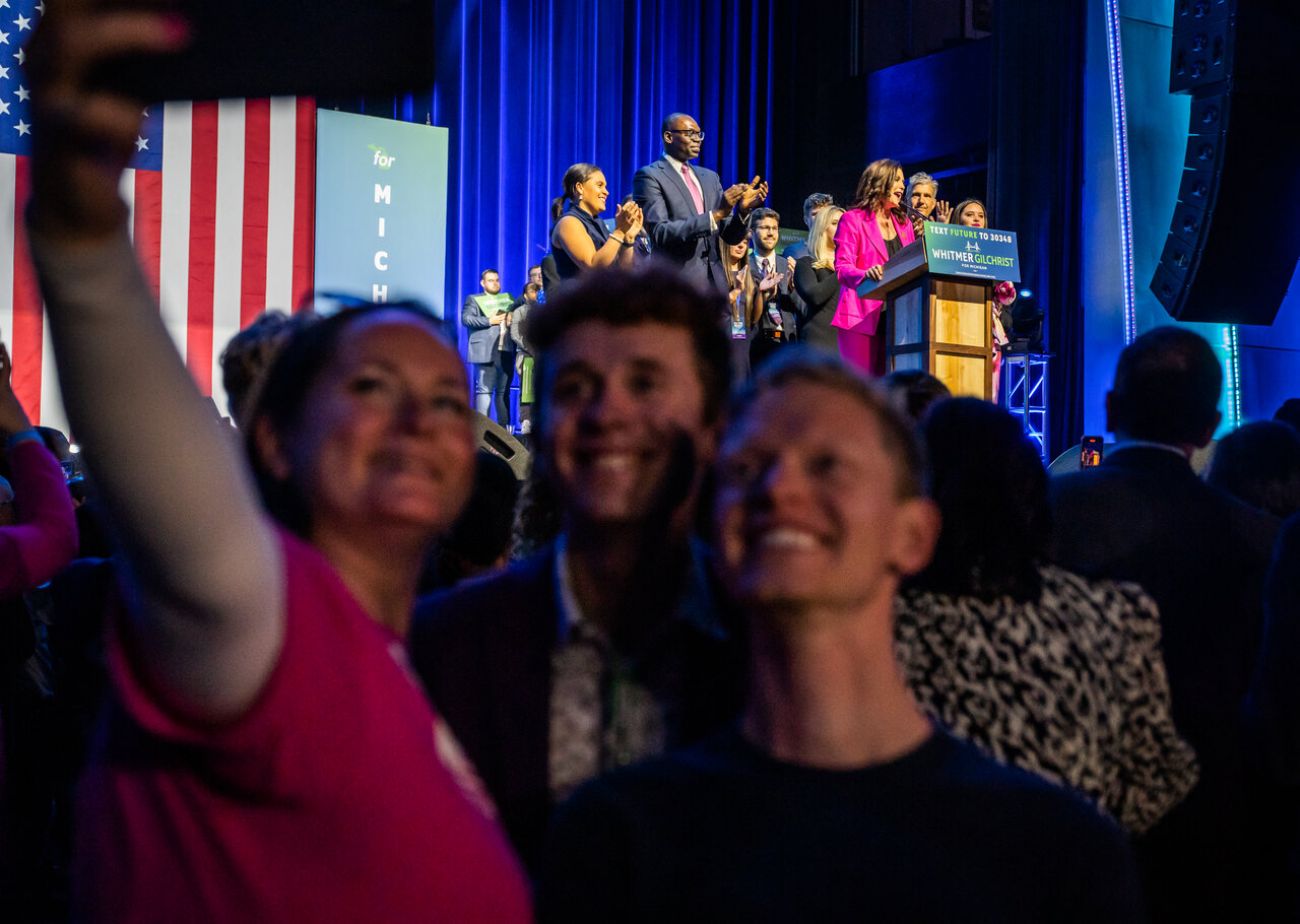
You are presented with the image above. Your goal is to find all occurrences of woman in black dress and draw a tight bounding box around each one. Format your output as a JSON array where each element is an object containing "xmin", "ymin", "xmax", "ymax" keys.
[
  {"xmin": 550, "ymin": 163, "xmax": 642, "ymax": 286},
  {"xmin": 792, "ymin": 205, "xmax": 844, "ymax": 355}
]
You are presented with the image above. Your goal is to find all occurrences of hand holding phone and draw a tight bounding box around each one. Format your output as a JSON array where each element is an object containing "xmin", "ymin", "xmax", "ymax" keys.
[
  {"xmin": 91, "ymin": 0, "xmax": 436, "ymax": 102},
  {"xmin": 1080, "ymin": 436, "xmax": 1104, "ymax": 468}
]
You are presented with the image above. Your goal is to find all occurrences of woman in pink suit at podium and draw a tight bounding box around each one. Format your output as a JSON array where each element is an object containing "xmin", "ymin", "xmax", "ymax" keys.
[{"xmin": 832, "ymin": 159, "xmax": 916, "ymax": 376}]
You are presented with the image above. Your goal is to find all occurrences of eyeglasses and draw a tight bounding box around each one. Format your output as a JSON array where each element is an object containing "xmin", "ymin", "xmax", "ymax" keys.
[{"xmin": 667, "ymin": 129, "xmax": 705, "ymax": 141}]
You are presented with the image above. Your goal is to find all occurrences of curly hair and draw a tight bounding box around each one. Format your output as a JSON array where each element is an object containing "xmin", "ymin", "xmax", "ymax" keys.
[{"xmin": 526, "ymin": 262, "xmax": 731, "ymax": 427}]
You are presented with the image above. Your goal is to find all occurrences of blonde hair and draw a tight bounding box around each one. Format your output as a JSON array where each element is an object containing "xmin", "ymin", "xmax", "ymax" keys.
[{"xmin": 808, "ymin": 205, "xmax": 844, "ymax": 270}]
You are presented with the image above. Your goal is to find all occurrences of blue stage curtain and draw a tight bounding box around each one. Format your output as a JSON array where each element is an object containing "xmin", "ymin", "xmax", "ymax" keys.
[
  {"xmin": 329, "ymin": 0, "xmax": 776, "ymax": 325},
  {"xmin": 988, "ymin": 0, "xmax": 1087, "ymax": 460}
]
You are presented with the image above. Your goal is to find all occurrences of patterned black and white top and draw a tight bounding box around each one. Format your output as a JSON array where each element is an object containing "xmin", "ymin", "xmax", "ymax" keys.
[{"xmin": 894, "ymin": 564, "xmax": 1199, "ymax": 833}]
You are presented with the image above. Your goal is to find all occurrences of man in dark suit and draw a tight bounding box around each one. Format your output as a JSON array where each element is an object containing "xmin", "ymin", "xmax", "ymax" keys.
[
  {"xmin": 1048, "ymin": 326, "xmax": 1283, "ymax": 921},
  {"xmin": 633, "ymin": 112, "xmax": 766, "ymax": 291},
  {"xmin": 747, "ymin": 207, "xmax": 801, "ymax": 368},
  {"xmin": 409, "ymin": 264, "xmax": 743, "ymax": 873},
  {"xmin": 461, "ymin": 268, "xmax": 515, "ymax": 427}
]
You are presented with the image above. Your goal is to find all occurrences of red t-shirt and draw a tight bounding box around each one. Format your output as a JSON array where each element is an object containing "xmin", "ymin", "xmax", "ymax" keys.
[{"xmin": 74, "ymin": 528, "xmax": 533, "ymax": 923}]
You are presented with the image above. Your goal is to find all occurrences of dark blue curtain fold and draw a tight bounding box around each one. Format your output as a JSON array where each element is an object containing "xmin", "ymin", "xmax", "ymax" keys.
[
  {"xmin": 988, "ymin": 0, "xmax": 1087, "ymax": 460},
  {"xmin": 329, "ymin": 0, "xmax": 775, "ymax": 339}
]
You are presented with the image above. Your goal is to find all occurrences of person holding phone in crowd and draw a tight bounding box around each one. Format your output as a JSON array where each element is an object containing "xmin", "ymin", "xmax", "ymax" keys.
[{"xmin": 21, "ymin": 6, "xmax": 531, "ymax": 921}]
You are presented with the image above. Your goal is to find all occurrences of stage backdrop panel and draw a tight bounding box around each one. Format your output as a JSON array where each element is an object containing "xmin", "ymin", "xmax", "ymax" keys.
[{"xmin": 315, "ymin": 111, "xmax": 450, "ymax": 317}]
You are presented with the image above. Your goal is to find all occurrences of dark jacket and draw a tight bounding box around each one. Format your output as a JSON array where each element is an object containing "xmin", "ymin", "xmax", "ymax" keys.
[
  {"xmin": 1049, "ymin": 444, "xmax": 1285, "ymax": 920},
  {"xmin": 407, "ymin": 545, "xmax": 744, "ymax": 874},
  {"xmin": 461, "ymin": 292, "xmax": 515, "ymax": 365},
  {"xmin": 632, "ymin": 156, "xmax": 748, "ymax": 291}
]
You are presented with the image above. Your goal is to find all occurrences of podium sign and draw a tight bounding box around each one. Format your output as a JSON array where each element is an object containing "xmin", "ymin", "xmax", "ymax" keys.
[
  {"xmin": 859, "ymin": 237, "xmax": 997, "ymax": 400},
  {"xmin": 922, "ymin": 223, "xmax": 1022, "ymax": 283}
]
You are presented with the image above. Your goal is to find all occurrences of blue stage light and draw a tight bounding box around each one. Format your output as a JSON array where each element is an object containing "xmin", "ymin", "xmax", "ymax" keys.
[
  {"xmin": 1103, "ymin": 0, "xmax": 1137, "ymax": 346},
  {"xmin": 1017, "ymin": 288, "xmax": 1033, "ymax": 299}
]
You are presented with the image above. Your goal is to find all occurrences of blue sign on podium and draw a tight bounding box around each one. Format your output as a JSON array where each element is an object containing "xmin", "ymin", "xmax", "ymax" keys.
[{"xmin": 923, "ymin": 223, "xmax": 1022, "ymax": 283}]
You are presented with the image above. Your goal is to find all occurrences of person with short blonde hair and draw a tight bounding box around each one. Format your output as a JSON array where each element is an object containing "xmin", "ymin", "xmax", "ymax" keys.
[{"xmin": 792, "ymin": 205, "xmax": 845, "ymax": 355}]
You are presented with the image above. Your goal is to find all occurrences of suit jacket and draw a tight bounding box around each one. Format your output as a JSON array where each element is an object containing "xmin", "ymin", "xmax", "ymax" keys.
[
  {"xmin": 748, "ymin": 251, "xmax": 800, "ymax": 339},
  {"xmin": 1048, "ymin": 445, "xmax": 1286, "ymax": 919},
  {"xmin": 832, "ymin": 207, "xmax": 915, "ymax": 335},
  {"xmin": 461, "ymin": 293, "xmax": 514, "ymax": 365},
  {"xmin": 407, "ymin": 544, "xmax": 744, "ymax": 875},
  {"xmin": 633, "ymin": 156, "xmax": 748, "ymax": 291}
]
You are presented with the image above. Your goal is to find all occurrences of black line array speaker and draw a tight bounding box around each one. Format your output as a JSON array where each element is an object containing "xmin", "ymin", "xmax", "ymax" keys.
[{"xmin": 1150, "ymin": 0, "xmax": 1300, "ymax": 326}]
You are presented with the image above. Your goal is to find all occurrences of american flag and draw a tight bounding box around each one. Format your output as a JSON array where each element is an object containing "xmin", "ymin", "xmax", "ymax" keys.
[{"xmin": 1, "ymin": 0, "xmax": 317, "ymax": 433}]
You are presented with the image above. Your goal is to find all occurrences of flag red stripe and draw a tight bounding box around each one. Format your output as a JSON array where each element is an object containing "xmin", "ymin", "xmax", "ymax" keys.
[
  {"xmin": 10, "ymin": 160, "xmax": 43, "ymax": 422},
  {"xmin": 134, "ymin": 169, "xmax": 163, "ymax": 300},
  {"xmin": 240, "ymin": 99, "xmax": 271, "ymax": 327},
  {"xmin": 186, "ymin": 102, "xmax": 219, "ymax": 395},
  {"xmin": 291, "ymin": 98, "xmax": 317, "ymax": 312}
]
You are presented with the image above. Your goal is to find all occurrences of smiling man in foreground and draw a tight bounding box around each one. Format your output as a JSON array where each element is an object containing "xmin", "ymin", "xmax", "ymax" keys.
[
  {"xmin": 408, "ymin": 264, "xmax": 744, "ymax": 873},
  {"xmin": 539, "ymin": 349, "xmax": 1145, "ymax": 922}
]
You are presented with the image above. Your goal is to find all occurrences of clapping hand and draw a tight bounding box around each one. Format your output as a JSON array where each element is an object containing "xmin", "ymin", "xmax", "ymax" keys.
[
  {"xmin": 723, "ymin": 184, "xmax": 747, "ymax": 209},
  {"xmin": 758, "ymin": 271, "xmax": 784, "ymax": 293},
  {"xmin": 934, "ymin": 200, "xmax": 953, "ymax": 223},
  {"xmin": 614, "ymin": 200, "xmax": 642, "ymax": 236},
  {"xmin": 739, "ymin": 177, "xmax": 768, "ymax": 213},
  {"xmin": 729, "ymin": 264, "xmax": 749, "ymax": 300},
  {"xmin": 0, "ymin": 342, "xmax": 34, "ymax": 439},
  {"xmin": 624, "ymin": 202, "xmax": 644, "ymax": 240}
]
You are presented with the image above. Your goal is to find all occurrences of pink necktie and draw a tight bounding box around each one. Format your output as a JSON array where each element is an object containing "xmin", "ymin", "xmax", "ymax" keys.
[{"xmin": 681, "ymin": 164, "xmax": 705, "ymax": 215}]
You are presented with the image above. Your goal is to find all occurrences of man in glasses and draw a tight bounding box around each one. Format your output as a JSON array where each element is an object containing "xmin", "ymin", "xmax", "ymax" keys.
[{"xmin": 633, "ymin": 113, "xmax": 768, "ymax": 291}]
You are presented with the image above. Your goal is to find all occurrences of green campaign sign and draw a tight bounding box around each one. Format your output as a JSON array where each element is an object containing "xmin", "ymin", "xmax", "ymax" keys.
[{"xmin": 923, "ymin": 222, "xmax": 1022, "ymax": 282}]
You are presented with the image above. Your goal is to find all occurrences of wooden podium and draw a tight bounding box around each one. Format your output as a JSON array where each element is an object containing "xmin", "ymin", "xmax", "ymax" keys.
[{"xmin": 860, "ymin": 238, "xmax": 994, "ymax": 400}]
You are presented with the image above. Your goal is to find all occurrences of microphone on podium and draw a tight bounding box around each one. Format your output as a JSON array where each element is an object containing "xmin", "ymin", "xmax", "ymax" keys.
[{"xmin": 894, "ymin": 201, "xmax": 929, "ymax": 223}]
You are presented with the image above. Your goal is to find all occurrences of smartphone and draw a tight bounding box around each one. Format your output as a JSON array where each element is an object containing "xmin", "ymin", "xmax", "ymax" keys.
[
  {"xmin": 1080, "ymin": 436, "xmax": 1104, "ymax": 469},
  {"xmin": 93, "ymin": 0, "xmax": 436, "ymax": 102}
]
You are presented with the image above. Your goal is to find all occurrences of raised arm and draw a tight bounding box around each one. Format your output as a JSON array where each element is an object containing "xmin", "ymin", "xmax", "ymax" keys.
[{"xmin": 25, "ymin": 4, "xmax": 282, "ymax": 721}]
